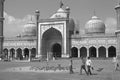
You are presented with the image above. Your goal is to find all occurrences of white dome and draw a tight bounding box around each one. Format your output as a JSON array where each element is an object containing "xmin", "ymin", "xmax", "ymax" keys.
[
  {"xmin": 23, "ymin": 20, "xmax": 36, "ymax": 36},
  {"xmin": 85, "ymin": 16, "xmax": 105, "ymax": 34},
  {"xmin": 50, "ymin": 8, "xmax": 67, "ymax": 18}
]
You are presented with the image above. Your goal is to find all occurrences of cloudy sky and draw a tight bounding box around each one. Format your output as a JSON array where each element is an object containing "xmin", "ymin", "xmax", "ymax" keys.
[{"xmin": 4, "ymin": 0, "xmax": 119, "ymax": 37}]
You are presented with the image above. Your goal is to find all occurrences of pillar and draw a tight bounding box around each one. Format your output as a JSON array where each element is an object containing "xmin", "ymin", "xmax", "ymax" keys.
[
  {"xmin": 15, "ymin": 50, "xmax": 17, "ymax": 58},
  {"xmin": 87, "ymin": 48, "xmax": 89, "ymax": 57},
  {"xmin": 78, "ymin": 49, "xmax": 80, "ymax": 57},
  {"xmin": 22, "ymin": 50, "xmax": 24, "ymax": 58},
  {"xmin": 8, "ymin": 49, "xmax": 10, "ymax": 60},
  {"xmin": 28, "ymin": 49, "xmax": 31, "ymax": 61},
  {"xmin": 35, "ymin": 10, "xmax": 40, "ymax": 57},
  {"xmin": 0, "ymin": 0, "xmax": 5, "ymax": 55},
  {"xmin": 106, "ymin": 48, "xmax": 108, "ymax": 58},
  {"xmin": 96, "ymin": 48, "xmax": 99, "ymax": 58}
]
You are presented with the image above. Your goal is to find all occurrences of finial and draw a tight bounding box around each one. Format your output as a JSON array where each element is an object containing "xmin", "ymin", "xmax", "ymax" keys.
[
  {"xmin": 93, "ymin": 9, "xmax": 96, "ymax": 16},
  {"xmin": 35, "ymin": 10, "xmax": 40, "ymax": 14},
  {"xmin": 60, "ymin": 0, "xmax": 64, "ymax": 8}
]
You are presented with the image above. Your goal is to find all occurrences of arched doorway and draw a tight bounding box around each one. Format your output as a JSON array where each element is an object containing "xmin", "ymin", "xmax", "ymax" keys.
[
  {"xmin": 10, "ymin": 48, "xmax": 15, "ymax": 59},
  {"xmin": 3, "ymin": 48, "xmax": 8, "ymax": 58},
  {"xmin": 108, "ymin": 46, "xmax": 116, "ymax": 57},
  {"xmin": 98, "ymin": 46, "xmax": 106, "ymax": 57},
  {"xmin": 42, "ymin": 28, "xmax": 62, "ymax": 58},
  {"xmin": 52, "ymin": 43, "xmax": 61, "ymax": 58},
  {"xmin": 31, "ymin": 48, "xmax": 36, "ymax": 58},
  {"xmin": 80, "ymin": 47, "xmax": 87, "ymax": 57},
  {"xmin": 16, "ymin": 48, "xmax": 23, "ymax": 60},
  {"xmin": 71, "ymin": 47, "xmax": 78, "ymax": 57},
  {"xmin": 24, "ymin": 48, "xmax": 29, "ymax": 59},
  {"xmin": 89, "ymin": 46, "xmax": 96, "ymax": 57}
]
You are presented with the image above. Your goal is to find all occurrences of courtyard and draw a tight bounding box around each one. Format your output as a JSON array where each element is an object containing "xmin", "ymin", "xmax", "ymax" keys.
[{"xmin": 0, "ymin": 59, "xmax": 120, "ymax": 80}]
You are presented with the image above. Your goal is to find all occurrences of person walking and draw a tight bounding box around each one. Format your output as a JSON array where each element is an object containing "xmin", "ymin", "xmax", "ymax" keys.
[
  {"xmin": 69, "ymin": 59, "xmax": 74, "ymax": 74},
  {"xmin": 86, "ymin": 57, "xmax": 93, "ymax": 75},
  {"xmin": 80, "ymin": 57, "xmax": 88, "ymax": 75},
  {"xmin": 112, "ymin": 56, "xmax": 119, "ymax": 71}
]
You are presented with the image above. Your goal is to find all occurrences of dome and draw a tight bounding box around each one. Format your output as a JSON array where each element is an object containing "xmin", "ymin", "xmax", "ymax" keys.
[
  {"xmin": 22, "ymin": 20, "xmax": 36, "ymax": 36},
  {"xmin": 85, "ymin": 16, "xmax": 105, "ymax": 34},
  {"xmin": 50, "ymin": 8, "xmax": 67, "ymax": 18}
]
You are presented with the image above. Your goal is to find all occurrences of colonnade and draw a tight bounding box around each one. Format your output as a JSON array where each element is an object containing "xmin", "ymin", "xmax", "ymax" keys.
[
  {"xmin": 71, "ymin": 46, "xmax": 116, "ymax": 58},
  {"xmin": 3, "ymin": 48, "xmax": 36, "ymax": 60}
]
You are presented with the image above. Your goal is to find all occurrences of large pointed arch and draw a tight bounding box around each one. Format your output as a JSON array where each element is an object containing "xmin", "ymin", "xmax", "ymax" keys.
[{"xmin": 41, "ymin": 27, "xmax": 62, "ymax": 58}]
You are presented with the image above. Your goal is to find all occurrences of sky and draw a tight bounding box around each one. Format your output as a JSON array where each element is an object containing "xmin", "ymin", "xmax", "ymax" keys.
[{"xmin": 3, "ymin": 0, "xmax": 119, "ymax": 37}]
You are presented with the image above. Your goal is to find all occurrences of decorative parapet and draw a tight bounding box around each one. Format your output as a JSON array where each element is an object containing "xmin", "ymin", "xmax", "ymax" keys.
[
  {"xmin": 3, "ymin": 41, "xmax": 36, "ymax": 48},
  {"xmin": 71, "ymin": 38, "xmax": 117, "ymax": 47}
]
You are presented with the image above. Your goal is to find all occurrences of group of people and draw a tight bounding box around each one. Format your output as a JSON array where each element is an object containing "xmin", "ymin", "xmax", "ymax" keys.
[
  {"xmin": 80, "ymin": 57, "xmax": 93, "ymax": 75},
  {"xmin": 69, "ymin": 56, "xmax": 93, "ymax": 75}
]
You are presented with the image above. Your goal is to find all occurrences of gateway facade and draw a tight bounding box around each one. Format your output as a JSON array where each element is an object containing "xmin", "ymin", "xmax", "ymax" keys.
[{"xmin": 3, "ymin": 2, "xmax": 120, "ymax": 60}]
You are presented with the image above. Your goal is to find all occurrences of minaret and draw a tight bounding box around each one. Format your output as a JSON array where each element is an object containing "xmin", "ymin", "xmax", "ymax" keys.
[
  {"xmin": 115, "ymin": 2, "xmax": 120, "ymax": 57},
  {"xmin": 0, "ymin": 0, "xmax": 5, "ymax": 55},
  {"xmin": 35, "ymin": 10, "xmax": 40, "ymax": 57}
]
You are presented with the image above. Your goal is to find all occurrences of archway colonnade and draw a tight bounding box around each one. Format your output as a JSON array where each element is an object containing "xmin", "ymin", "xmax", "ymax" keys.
[
  {"xmin": 3, "ymin": 48, "xmax": 36, "ymax": 60},
  {"xmin": 71, "ymin": 46, "xmax": 116, "ymax": 58}
]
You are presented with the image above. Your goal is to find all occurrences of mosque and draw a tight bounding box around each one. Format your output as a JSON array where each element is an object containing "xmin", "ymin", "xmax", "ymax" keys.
[{"xmin": 2, "ymin": 1, "xmax": 120, "ymax": 60}]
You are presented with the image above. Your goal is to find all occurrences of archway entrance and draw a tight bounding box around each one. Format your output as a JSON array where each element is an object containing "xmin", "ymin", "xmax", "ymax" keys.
[
  {"xmin": 89, "ymin": 46, "xmax": 96, "ymax": 57},
  {"xmin": 16, "ymin": 48, "xmax": 23, "ymax": 60},
  {"xmin": 31, "ymin": 48, "xmax": 36, "ymax": 58},
  {"xmin": 41, "ymin": 28, "xmax": 62, "ymax": 58},
  {"xmin": 3, "ymin": 48, "xmax": 8, "ymax": 59},
  {"xmin": 80, "ymin": 47, "xmax": 87, "ymax": 57},
  {"xmin": 98, "ymin": 46, "xmax": 106, "ymax": 57},
  {"xmin": 108, "ymin": 46, "xmax": 116, "ymax": 57},
  {"xmin": 10, "ymin": 48, "xmax": 15, "ymax": 59},
  {"xmin": 71, "ymin": 47, "xmax": 78, "ymax": 57},
  {"xmin": 24, "ymin": 48, "xmax": 29, "ymax": 59},
  {"xmin": 52, "ymin": 43, "xmax": 61, "ymax": 58}
]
